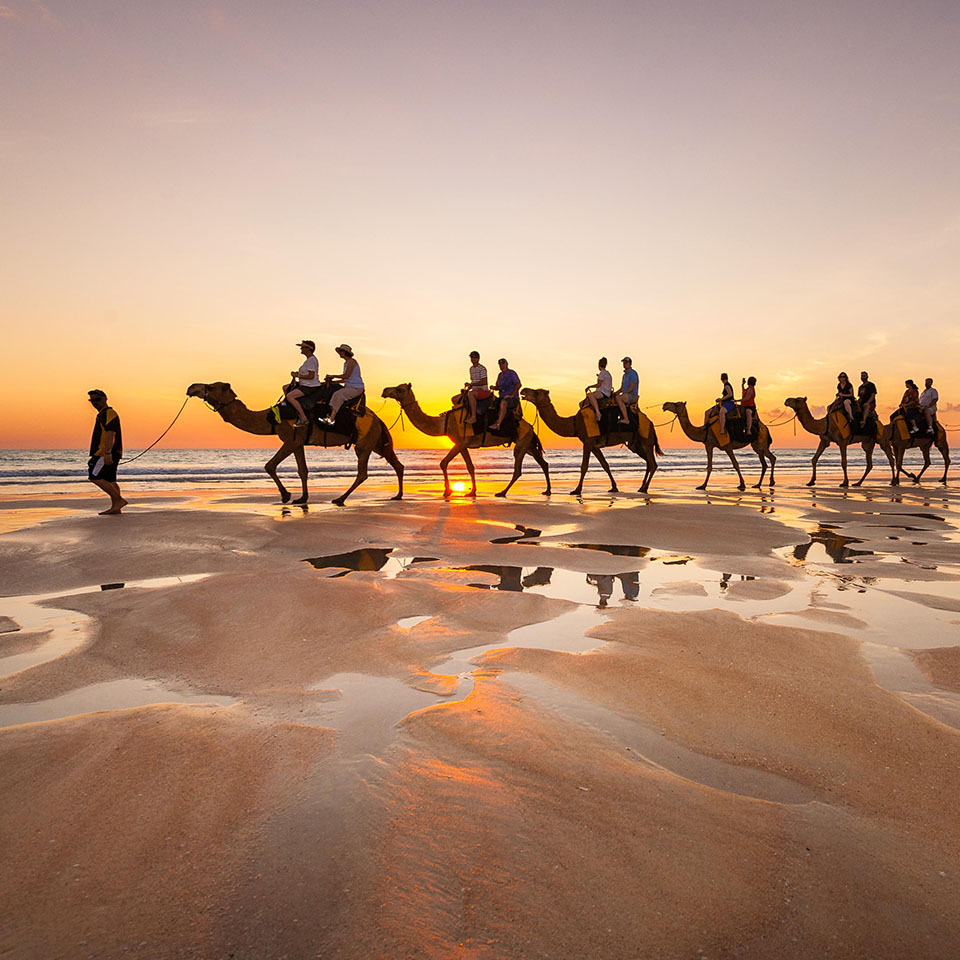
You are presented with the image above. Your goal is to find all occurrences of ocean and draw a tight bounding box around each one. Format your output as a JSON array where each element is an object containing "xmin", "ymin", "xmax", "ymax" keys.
[{"xmin": 0, "ymin": 446, "xmax": 919, "ymax": 491}]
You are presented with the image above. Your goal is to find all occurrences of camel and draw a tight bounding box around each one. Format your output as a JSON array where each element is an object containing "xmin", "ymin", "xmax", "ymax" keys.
[
  {"xmin": 186, "ymin": 381, "xmax": 403, "ymax": 505},
  {"xmin": 520, "ymin": 388, "xmax": 662, "ymax": 495},
  {"xmin": 887, "ymin": 420, "xmax": 950, "ymax": 485},
  {"xmin": 380, "ymin": 383, "xmax": 550, "ymax": 498},
  {"xmin": 662, "ymin": 401, "xmax": 775, "ymax": 491},
  {"xmin": 784, "ymin": 397, "xmax": 895, "ymax": 487}
]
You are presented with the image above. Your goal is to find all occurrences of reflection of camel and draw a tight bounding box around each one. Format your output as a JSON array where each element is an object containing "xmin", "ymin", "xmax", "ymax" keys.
[
  {"xmin": 888, "ymin": 422, "xmax": 950, "ymax": 486},
  {"xmin": 186, "ymin": 382, "xmax": 404, "ymax": 505},
  {"xmin": 520, "ymin": 388, "xmax": 662, "ymax": 495},
  {"xmin": 792, "ymin": 527, "xmax": 871, "ymax": 564},
  {"xmin": 785, "ymin": 397, "xmax": 894, "ymax": 487},
  {"xmin": 381, "ymin": 383, "xmax": 550, "ymax": 498},
  {"xmin": 662, "ymin": 401, "xmax": 775, "ymax": 490}
]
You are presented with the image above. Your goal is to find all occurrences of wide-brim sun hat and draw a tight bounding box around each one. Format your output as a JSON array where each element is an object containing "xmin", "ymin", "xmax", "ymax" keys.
[
  {"xmin": 335, "ymin": 343, "xmax": 354, "ymax": 356},
  {"xmin": 296, "ymin": 340, "xmax": 316, "ymax": 351}
]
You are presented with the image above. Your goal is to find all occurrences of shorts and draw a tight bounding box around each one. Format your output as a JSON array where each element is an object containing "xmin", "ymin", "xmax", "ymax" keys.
[
  {"xmin": 619, "ymin": 391, "xmax": 638, "ymax": 405},
  {"xmin": 721, "ymin": 400, "xmax": 736, "ymax": 413},
  {"xmin": 88, "ymin": 456, "xmax": 117, "ymax": 483}
]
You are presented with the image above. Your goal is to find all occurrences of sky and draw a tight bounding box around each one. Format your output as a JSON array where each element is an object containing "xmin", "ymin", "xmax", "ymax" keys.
[{"xmin": 1, "ymin": 0, "xmax": 959, "ymax": 450}]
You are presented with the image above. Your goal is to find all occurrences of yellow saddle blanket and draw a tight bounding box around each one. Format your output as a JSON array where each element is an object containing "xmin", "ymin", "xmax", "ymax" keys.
[{"xmin": 830, "ymin": 410, "xmax": 852, "ymax": 441}]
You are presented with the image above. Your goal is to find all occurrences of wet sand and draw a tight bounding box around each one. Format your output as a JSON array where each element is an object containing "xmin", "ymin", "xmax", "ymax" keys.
[{"xmin": 2, "ymin": 476, "xmax": 959, "ymax": 958}]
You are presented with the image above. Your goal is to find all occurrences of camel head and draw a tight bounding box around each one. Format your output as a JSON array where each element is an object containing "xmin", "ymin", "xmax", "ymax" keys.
[
  {"xmin": 381, "ymin": 383, "xmax": 414, "ymax": 403},
  {"xmin": 662, "ymin": 401, "xmax": 684, "ymax": 414},
  {"xmin": 520, "ymin": 387, "xmax": 550, "ymax": 405},
  {"xmin": 784, "ymin": 397, "xmax": 806, "ymax": 411},
  {"xmin": 187, "ymin": 382, "xmax": 236, "ymax": 408}
]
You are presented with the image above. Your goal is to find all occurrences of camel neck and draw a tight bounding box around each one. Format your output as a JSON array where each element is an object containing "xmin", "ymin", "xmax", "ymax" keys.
[
  {"xmin": 534, "ymin": 398, "xmax": 577, "ymax": 436},
  {"xmin": 214, "ymin": 397, "xmax": 276, "ymax": 437},
  {"xmin": 398, "ymin": 395, "xmax": 447, "ymax": 437},
  {"xmin": 672, "ymin": 405, "xmax": 707, "ymax": 443},
  {"xmin": 794, "ymin": 401, "xmax": 826, "ymax": 436}
]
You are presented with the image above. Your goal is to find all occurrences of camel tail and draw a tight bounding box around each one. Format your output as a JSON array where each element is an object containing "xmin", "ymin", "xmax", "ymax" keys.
[{"xmin": 651, "ymin": 424, "xmax": 663, "ymax": 458}]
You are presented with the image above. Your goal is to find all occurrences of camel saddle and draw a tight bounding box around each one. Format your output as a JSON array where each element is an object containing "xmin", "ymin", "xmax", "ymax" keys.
[
  {"xmin": 706, "ymin": 405, "xmax": 759, "ymax": 444},
  {"xmin": 577, "ymin": 396, "xmax": 651, "ymax": 440},
  {"xmin": 450, "ymin": 393, "xmax": 520, "ymax": 442},
  {"xmin": 270, "ymin": 382, "xmax": 368, "ymax": 446}
]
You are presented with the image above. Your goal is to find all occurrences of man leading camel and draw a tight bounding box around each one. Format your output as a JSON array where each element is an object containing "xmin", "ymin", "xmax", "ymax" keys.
[{"xmin": 87, "ymin": 389, "xmax": 127, "ymax": 515}]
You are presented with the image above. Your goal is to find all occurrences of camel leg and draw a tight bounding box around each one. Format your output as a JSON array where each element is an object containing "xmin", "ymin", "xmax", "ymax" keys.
[
  {"xmin": 808, "ymin": 438, "xmax": 829, "ymax": 486},
  {"xmin": 727, "ymin": 448, "xmax": 746, "ymax": 491},
  {"xmin": 265, "ymin": 443, "xmax": 296, "ymax": 503},
  {"xmin": 838, "ymin": 443, "xmax": 849, "ymax": 487},
  {"xmin": 381, "ymin": 443, "xmax": 405, "ymax": 500},
  {"xmin": 697, "ymin": 445, "xmax": 714, "ymax": 490},
  {"xmin": 333, "ymin": 449, "xmax": 370, "ymax": 506},
  {"xmin": 592, "ymin": 447, "xmax": 618, "ymax": 492},
  {"xmin": 766, "ymin": 446, "xmax": 776, "ymax": 486},
  {"xmin": 752, "ymin": 446, "xmax": 767, "ymax": 488},
  {"xmin": 637, "ymin": 443, "xmax": 657, "ymax": 493},
  {"xmin": 461, "ymin": 446, "xmax": 478, "ymax": 497},
  {"xmin": 528, "ymin": 440, "xmax": 552, "ymax": 495},
  {"xmin": 914, "ymin": 446, "xmax": 932, "ymax": 483},
  {"xmin": 570, "ymin": 445, "xmax": 591, "ymax": 496},
  {"xmin": 440, "ymin": 446, "xmax": 461, "ymax": 498},
  {"xmin": 496, "ymin": 447, "xmax": 525, "ymax": 498},
  {"xmin": 891, "ymin": 448, "xmax": 904, "ymax": 486},
  {"xmin": 291, "ymin": 445, "xmax": 309, "ymax": 504},
  {"xmin": 854, "ymin": 443, "xmax": 873, "ymax": 486},
  {"xmin": 938, "ymin": 440, "xmax": 950, "ymax": 483}
]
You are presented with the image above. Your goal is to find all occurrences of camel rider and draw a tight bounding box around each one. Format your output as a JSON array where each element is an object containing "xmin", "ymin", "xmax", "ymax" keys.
[
  {"xmin": 920, "ymin": 378, "xmax": 938, "ymax": 436},
  {"xmin": 741, "ymin": 376, "xmax": 757, "ymax": 436},
  {"xmin": 836, "ymin": 372, "xmax": 855, "ymax": 423},
  {"xmin": 585, "ymin": 357, "xmax": 613, "ymax": 422},
  {"xmin": 492, "ymin": 358, "xmax": 521, "ymax": 430},
  {"xmin": 464, "ymin": 350, "xmax": 490, "ymax": 424},
  {"xmin": 320, "ymin": 344, "xmax": 364, "ymax": 425},
  {"xmin": 892, "ymin": 379, "xmax": 921, "ymax": 434},
  {"xmin": 286, "ymin": 340, "xmax": 321, "ymax": 427},
  {"xmin": 858, "ymin": 372, "xmax": 877, "ymax": 429},
  {"xmin": 615, "ymin": 357, "xmax": 639, "ymax": 425},
  {"xmin": 704, "ymin": 373, "xmax": 735, "ymax": 434}
]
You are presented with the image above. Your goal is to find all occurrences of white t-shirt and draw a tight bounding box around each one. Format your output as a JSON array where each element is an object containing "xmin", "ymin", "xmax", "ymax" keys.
[
  {"xmin": 298, "ymin": 355, "xmax": 319, "ymax": 385},
  {"xmin": 469, "ymin": 364, "xmax": 488, "ymax": 389},
  {"xmin": 920, "ymin": 387, "xmax": 938, "ymax": 411},
  {"xmin": 596, "ymin": 369, "xmax": 613, "ymax": 396}
]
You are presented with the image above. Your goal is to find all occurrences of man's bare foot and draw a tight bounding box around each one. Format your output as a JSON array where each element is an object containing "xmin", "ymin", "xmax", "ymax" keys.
[{"xmin": 99, "ymin": 505, "xmax": 123, "ymax": 515}]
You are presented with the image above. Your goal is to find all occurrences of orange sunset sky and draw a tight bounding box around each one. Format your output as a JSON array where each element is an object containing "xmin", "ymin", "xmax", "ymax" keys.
[{"xmin": 1, "ymin": 1, "xmax": 958, "ymax": 451}]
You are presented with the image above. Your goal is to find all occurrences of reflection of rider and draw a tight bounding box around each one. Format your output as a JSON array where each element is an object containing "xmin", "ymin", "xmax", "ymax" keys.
[
  {"xmin": 587, "ymin": 573, "xmax": 615, "ymax": 608},
  {"xmin": 618, "ymin": 572, "xmax": 639, "ymax": 601}
]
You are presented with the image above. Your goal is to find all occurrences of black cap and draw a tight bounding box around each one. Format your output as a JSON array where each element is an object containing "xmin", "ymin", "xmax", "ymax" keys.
[{"xmin": 88, "ymin": 389, "xmax": 107, "ymax": 400}]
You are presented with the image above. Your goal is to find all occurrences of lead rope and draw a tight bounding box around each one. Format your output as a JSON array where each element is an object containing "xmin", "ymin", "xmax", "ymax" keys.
[{"xmin": 122, "ymin": 397, "xmax": 190, "ymax": 464}]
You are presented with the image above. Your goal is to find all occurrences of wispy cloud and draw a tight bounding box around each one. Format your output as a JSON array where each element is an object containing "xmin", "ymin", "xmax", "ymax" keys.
[{"xmin": 0, "ymin": 6, "xmax": 18, "ymax": 19}]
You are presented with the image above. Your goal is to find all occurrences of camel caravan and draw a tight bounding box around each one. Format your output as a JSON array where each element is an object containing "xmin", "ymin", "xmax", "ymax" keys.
[{"xmin": 187, "ymin": 344, "xmax": 950, "ymax": 503}]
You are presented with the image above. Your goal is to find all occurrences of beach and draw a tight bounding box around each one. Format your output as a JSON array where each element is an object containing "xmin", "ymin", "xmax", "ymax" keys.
[{"xmin": 2, "ymin": 470, "xmax": 960, "ymax": 958}]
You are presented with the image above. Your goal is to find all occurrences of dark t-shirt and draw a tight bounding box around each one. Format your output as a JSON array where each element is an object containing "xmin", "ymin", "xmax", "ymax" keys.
[
  {"xmin": 495, "ymin": 369, "xmax": 520, "ymax": 396},
  {"xmin": 90, "ymin": 407, "xmax": 123, "ymax": 459},
  {"xmin": 858, "ymin": 381, "xmax": 877, "ymax": 406}
]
